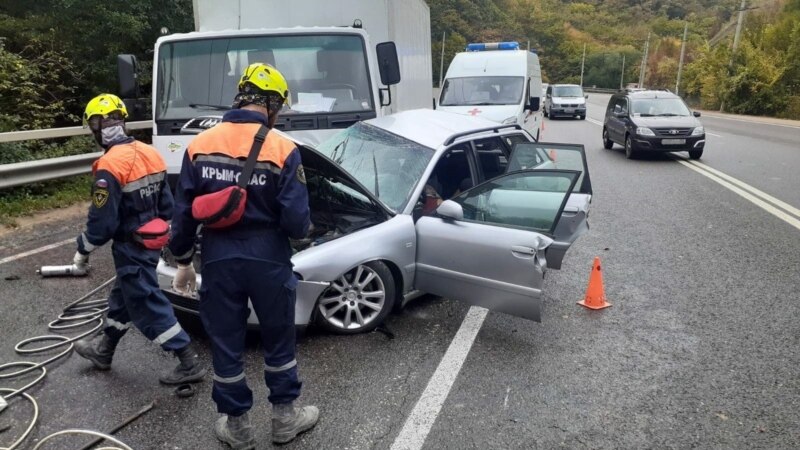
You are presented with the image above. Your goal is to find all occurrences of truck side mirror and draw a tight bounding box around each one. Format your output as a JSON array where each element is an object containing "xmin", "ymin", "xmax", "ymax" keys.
[
  {"xmin": 117, "ymin": 54, "xmax": 139, "ymax": 99},
  {"xmin": 528, "ymin": 96, "xmax": 540, "ymax": 112},
  {"xmin": 693, "ymin": 111, "xmax": 701, "ymax": 117},
  {"xmin": 376, "ymin": 42, "xmax": 401, "ymax": 86}
]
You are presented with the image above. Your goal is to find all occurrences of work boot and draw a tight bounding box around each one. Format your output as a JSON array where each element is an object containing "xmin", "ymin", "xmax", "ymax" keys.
[
  {"xmin": 214, "ymin": 413, "xmax": 255, "ymax": 450},
  {"xmin": 74, "ymin": 333, "xmax": 118, "ymax": 370},
  {"xmin": 272, "ymin": 403, "xmax": 319, "ymax": 444},
  {"xmin": 159, "ymin": 344, "xmax": 207, "ymax": 385}
]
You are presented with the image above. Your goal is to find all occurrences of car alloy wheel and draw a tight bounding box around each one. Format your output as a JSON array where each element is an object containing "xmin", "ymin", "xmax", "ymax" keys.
[{"xmin": 315, "ymin": 261, "xmax": 395, "ymax": 334}]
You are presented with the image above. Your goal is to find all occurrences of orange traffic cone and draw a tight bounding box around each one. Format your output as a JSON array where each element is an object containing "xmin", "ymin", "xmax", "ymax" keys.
[{"xmin": 578, "ymin": 257, "xmax": 611, "ymax": 310}]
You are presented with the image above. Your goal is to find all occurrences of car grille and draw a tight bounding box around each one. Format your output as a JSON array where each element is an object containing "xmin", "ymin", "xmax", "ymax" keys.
[
  {"xmin": 653, "ymin": 127, "xmax": 692, "ymax": 136},
  {"xmin": 560, "ymin": 103, "xmax": 581, "ymax": 108}
]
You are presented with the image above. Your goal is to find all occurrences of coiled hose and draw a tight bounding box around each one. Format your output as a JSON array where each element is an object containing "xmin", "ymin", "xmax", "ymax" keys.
[{"xmin": 0, "ymin": 276, "xmax": 136, "ymax": 450}]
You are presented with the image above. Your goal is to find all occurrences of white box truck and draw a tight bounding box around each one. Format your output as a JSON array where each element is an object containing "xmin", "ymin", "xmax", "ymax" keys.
[
  {"xmin": 117, "ymin": 0, "xmax": 431, "ymax": 180},
  {"xmin": 436, "ymin": 42, "xmax": 543, "ymax": 140}
]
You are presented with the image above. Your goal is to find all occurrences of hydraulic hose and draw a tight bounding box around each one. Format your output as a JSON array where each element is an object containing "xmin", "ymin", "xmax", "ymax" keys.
[{"xmin": 0, "ymin": 276, "xmax": 137, "ymax": 450}]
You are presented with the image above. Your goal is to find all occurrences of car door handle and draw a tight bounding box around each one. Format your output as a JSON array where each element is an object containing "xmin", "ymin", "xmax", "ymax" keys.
[{"xmin": 511, "ymin": 245, "xmax": 536, "ymax": 257}]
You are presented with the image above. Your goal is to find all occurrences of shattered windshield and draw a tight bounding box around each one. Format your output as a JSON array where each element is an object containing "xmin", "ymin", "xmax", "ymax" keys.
[
  {"xmin": 316, "ymin": 123, "xmax": 434, "ymax": 213},
  {"xmin": 156, "ymin": 34, "xmax": 373, "ymax": 121}
]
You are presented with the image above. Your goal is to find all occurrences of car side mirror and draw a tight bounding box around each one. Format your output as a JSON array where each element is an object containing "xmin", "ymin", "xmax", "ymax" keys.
[
  {"xmin": 436, "ymin": 200, "xmax": 464, "ymax": 221},
  {"xmin": 614, "ymin": 111, "xmax": 627, "ymax": 118},
  {"xmin": 432, "ymin": 97, "xmax": 437, "ymax": 110},
  {"xmin": 693, "ymin": 111, "xmax": 701, "ymax": 117},
  {"xmin": 376, "ymin": 41, "xmax": 401, "ymax": 86},
  {"xmin": 527, "ymin": 96, "xmax": 540, "ymax": 111},
  {"xmin": 585, "ymin": 94, "xmax": 589, "ymax": 99}
]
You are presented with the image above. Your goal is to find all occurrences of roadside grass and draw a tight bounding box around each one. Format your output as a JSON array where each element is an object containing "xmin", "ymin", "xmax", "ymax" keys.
[{"xmin": 0, "ymin": 175, "xmax": 91, "ymax": 226}]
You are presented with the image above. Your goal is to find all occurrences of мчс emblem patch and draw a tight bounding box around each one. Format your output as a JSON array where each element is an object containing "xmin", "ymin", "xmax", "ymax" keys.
[
  {"xmin": 93, "ymin": 189, "xmax": 109, "ymax": 208},
  {"xmin": 95, "ymin": 178, "xmax": 109, "ymax": 188},
  {"xmin": 296, "ymin": 165, "xmax": 306, "ymax": 184}
]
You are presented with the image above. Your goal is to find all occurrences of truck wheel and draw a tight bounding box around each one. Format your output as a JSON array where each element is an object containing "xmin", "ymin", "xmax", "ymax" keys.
[{"xmin": 603, "ymin": 128, "xmax": 614, "ymax": 149}]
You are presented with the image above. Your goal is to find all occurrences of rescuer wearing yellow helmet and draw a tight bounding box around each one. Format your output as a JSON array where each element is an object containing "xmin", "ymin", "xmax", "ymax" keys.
[{"xmin": 169, "ymin": 63, "xmax": 317, "ymax": 448}]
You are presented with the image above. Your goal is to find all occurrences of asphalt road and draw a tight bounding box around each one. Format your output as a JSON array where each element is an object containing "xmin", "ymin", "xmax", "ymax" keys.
[{"xmin": 1, "ymin": 101, "xmax": 799, "ymax": 449}]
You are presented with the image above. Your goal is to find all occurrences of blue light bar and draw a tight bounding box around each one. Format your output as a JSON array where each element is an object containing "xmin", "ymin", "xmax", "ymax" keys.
[{"xmin": 466, "ymin": 41, "xmax": 520, "ymax": 51}]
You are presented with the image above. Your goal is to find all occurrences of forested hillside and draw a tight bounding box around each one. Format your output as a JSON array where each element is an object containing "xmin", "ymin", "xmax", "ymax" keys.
[{"xmin": 429, "ymin": 0, "xmax": 800, "ymax": 118}]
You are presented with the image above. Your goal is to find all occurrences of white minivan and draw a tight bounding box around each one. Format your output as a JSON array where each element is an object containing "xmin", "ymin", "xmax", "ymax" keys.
[{"xmin": 436, "ymin": 42, "xmax": 543, "ymax": 140}]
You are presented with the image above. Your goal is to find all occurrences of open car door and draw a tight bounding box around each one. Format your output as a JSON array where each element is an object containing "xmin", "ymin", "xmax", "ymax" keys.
[
  {"xmin": 507, "ymin": 142, "xmax": 592, "ymax": 269},
  {"xmin": 414, "ymin": 169, "xmax": 580, "ymax": 322}
]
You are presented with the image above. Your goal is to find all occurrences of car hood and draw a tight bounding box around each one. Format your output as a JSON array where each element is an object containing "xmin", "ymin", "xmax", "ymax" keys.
[
  {"xmin": 631, "ymin": 115, "xmax": 700, "ymax": 128},
  {"xmin": 179, "ymin": 116, "xmax": 390, "ymax": 217},
  {"xmin": 437, "ymin": 104, "xmax": 520, "ymax": 122},
  {"xmin": 296, "ymin": 143, "xmax": 392, "ymax": 218},
  {"xmin": 552, "ymin": 97, "xmax": 586, "ymax": 105}
]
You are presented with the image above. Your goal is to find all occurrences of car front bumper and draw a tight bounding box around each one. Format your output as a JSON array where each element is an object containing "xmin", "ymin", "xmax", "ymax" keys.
[
  {"xmin": 632, "ymin": 135, "xmax": 705, "ymax": 152},
  {"xmin": 157, "ymin": 259, "xmax": 329, "ymax": 327},
  {"xmin": 549, "ymin": 106, "xmax": 586, "ymax": 117}
]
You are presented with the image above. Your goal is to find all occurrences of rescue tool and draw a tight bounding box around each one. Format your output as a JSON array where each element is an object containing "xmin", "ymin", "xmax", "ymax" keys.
[{"xmin": 37, "ymin": 264, "xmax": 89, "ymax": 277}]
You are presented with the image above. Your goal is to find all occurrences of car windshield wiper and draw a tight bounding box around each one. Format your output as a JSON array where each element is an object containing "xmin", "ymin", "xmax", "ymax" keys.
[
  {"xmin": 189, "ymin": 103, "xmax": 232, "ymax": 110},
  {"xmin": 330, "ymin": 136, "xmax": 350, "ymax": 164},
  {"xmin": 372, "ymin": 152, "xmax": 380, "ymax": 199},
  {"xmin": 657, "ymin": 113, "xmax": 682, "ymax": 116},
  {"xmin": 637, "ymin": 113, "xmax": 655, "ymax": 117},
  {"xmin": 467, "ymin": 102, "xmax": 495, "ymax": 106}
]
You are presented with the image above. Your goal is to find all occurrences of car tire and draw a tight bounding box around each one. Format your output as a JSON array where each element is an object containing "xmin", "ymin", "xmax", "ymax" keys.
[
  {"xmin": 543, "ymin": 106, "xmax": 549, "ymax": 118},
  {"xmin": 603, "ymin": 128, "xmax": 614, "ymax": 149},
  {"xmin": 689, "ymin": 149, "xmax": 703, "ymax": 159},
  {"xmin": 314, "ymin": 261, "xmax": 396, "ymax": 335},
  {"xmin": 625, "ymin": 134, "xmax": 638, "ymax": 159}
]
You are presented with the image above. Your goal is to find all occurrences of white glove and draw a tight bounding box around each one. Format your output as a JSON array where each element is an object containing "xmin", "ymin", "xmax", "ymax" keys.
[
  {"xmin": 73, "ymin": 251, "xmax": 90, "ymax": 271},
  {"xmin": 173, "ymin": 263, "xmax": 197, "ymax": 296}
]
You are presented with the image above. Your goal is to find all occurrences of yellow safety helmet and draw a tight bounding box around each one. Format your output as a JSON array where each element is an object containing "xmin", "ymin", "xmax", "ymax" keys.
[
  {"xmin": 238, "ymin": 63, "xmax": 289, "ymax": 104},
  {"xmin": 84, "ymin": 94, "xmax": 128, "ymax": 123}
]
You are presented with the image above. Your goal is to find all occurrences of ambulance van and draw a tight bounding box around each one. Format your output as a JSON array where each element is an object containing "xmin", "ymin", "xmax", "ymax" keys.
[{"xmin": 436, "ymin": 42, "xmax": 543, "ymax": 140}]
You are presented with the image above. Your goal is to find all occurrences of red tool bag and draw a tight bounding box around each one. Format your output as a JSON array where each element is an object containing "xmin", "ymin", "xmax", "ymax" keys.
[
  {"xmin": 133, "ymin": 218, "xmax": 171, "ymax": 250},
  {"xmin": 191, "ymin": 126, "xmax": 268, "ymax": 229}
]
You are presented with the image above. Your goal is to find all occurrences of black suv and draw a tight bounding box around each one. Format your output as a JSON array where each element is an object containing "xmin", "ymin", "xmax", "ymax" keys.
[{"xmin": 602, "ymin": 90, "xmax": 705, "ymax": 159}]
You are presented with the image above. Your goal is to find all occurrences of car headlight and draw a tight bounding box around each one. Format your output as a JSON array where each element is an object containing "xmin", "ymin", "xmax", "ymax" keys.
[
  {"xmin": 502, "ymin": 116, "xmax": 518, "ymax": 124},
  {"xmin": 691, "ymin": 126, "xmax": 705, "ymax": 136},
  {"xmin": 636, "ymin": 127, "xmax": 656, "ymax": 136}
]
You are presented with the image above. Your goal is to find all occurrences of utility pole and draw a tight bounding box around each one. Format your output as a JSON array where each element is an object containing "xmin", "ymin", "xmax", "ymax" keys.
[
  {"xmin": 620, "ymin": 53, "xmax": 626, "ymax": 90},
  {"xmin": 438, "ymin": 31, "xmax": 446, "ymax": 88},
  {"xmin": 722, "ymin": 0, "xmax": 747, "ymax": 111},
  {"xmin": 580, "ymin": 43, "xmax": 586, "ymax": 87},
  {"xmin": 638, "ymin": 33, "xmax": 650, "ymax": 88},
  {"xmin": 676, "ymin": 22, "xmax": 688, "ymax": 95}
]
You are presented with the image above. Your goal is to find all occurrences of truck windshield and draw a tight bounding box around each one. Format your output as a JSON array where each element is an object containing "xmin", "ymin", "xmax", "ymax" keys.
[
  {"xmin": 316, "ymin": 123, "xmax": 434, "ymax": 213},
  {"xmin": 552, "ymin": 86, "xmax": 584, "ymax": 97},
  {"xmin": 156, "ymin": 34, "xmax": 373, "ymax": 121},
  {"xmin": 439, "ymin": 76, "xmax": 524, "ymax": 106}
]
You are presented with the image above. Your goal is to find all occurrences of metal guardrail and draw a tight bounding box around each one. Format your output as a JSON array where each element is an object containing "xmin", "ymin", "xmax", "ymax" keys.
[
  {"xmin": 0, "ymin": 121, "xmax": 150, "ymax": 143},
  {"xmin": 0, "ymin": 121, "xmax": 151, "ymax": 189},
  {"xmin": 583, "ymin": 87, "xmax": 620, "ymax": 94}
]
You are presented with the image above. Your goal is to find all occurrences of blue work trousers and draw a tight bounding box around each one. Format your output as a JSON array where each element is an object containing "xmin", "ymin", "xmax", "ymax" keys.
[
  {"xmin": 199, "ymin": 258, "xmax": 301, "ymax": 416},
  {"xmin": 103, "ymin": 241, "xmax": 190, "ymax": 351}
]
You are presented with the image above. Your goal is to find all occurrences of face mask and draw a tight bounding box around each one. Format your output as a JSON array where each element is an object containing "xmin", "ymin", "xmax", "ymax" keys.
[{"xmin": 89, "ymin": 118, "xmax": 127, "ymax": 149}]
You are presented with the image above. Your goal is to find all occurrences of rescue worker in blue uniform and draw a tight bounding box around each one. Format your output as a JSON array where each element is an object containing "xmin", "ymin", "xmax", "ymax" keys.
[
  {"xmin": 72, "ymin": 94, "xmax": 207, "ymax": 386},
  {"xmin": 169, "ymin": 63, "xmax": 319, "ymax": 448}
]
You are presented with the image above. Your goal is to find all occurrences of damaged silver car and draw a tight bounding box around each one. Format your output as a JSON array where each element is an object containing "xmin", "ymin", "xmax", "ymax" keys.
[{"xmin": 158, "ymin": 109, "xmax": 592, "ymax": 334}]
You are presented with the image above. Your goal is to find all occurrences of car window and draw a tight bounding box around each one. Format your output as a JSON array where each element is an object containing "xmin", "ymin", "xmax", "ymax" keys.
[
  {"xmin": 509, "ymin": 143, "xmax": 591, "ymax": 194},
  {"xmin": 473, "ymin": 137, "xmax": 510, "ymax": 181},
  {"xmin": 450, "ymin": 170, "xmax": 579, "ymax": 234},
  {"xmin": 420, "ymin": 144, "xmax": 474, "ymax": 216},
  {"xmin": 502, "ymin": 133, "xmax": 530, "ymax": 150}
]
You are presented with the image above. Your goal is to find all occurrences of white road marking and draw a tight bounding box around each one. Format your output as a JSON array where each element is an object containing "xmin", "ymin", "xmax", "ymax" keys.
[
  {"xmin": 706, "ymin": 131, "xmax": 722, "ymax": 137},
  {"xmin": 0, "ymin": 238, "xmax": 74, "ymax": 266},
  {"xmin": 685, "ymin": 160, "xmax": 800, "ymax": 219},
  {"xmin": 676, "ymin": 160, "xmax": 800, "ymax": 231},
  {"xmin": 586, "ymin": 117, "xmax": 603, "ymax": 127},
  {"xmin": 503, "ymin": 387, "xmax": 511, "ymax": 409},
  {"xmin": 391, "ymin": 306, "xmax": 488, "ymax": 450}
]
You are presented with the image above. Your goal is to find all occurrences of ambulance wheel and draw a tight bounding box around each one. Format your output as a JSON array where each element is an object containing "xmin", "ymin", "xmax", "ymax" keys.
[{"xmin": 315, "ymin": 261, "xmax": 396, "ymax": 335}]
